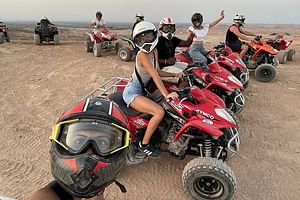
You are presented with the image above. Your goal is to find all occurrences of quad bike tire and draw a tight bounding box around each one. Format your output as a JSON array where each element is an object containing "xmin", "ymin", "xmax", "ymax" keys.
[
  {"xmin": 84, "ymin": 36, "xmax": 93, "ymax": 52},
  {"xmin": 34, "ymin": 34, "xmax": 41, "ymax": 45},
  {"xmin": 182, "ymin": 157, "xmax": 236, "ymax": 200},
  {"xmin": 287, "ymin": 49, "xmax": 296, "ymax": 61},
  {"xmin": 53, "ymin": 34, "xmax": 59, "ymax": 45},
  {"xmin": 277, "ymin": 50, "xmax": 287, "ymax": 64},
  {"xmin": 0, "ymin": 32, "xmax": 5, "ymax": 44},
  {"xmin": 93, "ymin": 43, "xmax": 102, "ymax": 57},
  {"xmin": 118, "ymin": 47, "xmax": 132, "ymax": 61},
  {"xmin": 254, "ymin": 64, "xmax": 276, "ymax": 82}
]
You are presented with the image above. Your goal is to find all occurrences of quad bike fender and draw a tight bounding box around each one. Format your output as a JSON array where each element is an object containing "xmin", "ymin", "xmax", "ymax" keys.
[
  {"xmin": 174, "ymin": 119, "xmax": 223, "ymax": 141},
  {"xmin": 206, "ymin": 81, "xmax": 234, "ymax": 93},
  {"xmin": 120, "ymin": 36, "xmax": 135, "ymax": 46},
  {"xmin": 85, "ymin": 32, "xmax": 95, "ymax": 42},
  {"xmin": 202, "ymin": 89, "xmax": 225, "ymax": 108}
]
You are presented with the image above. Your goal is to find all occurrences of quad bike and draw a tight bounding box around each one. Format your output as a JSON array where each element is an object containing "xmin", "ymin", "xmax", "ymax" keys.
[
  {"xmin": 34, "ymin": 19, "xmax": 59, "ymax": 45},
  {"xmin": 176, "ymin": 52, "xmax": 245, "ymax": 114},
  {"xmin": 209, "ymin": 43, "xmax": 249, "ymax": 88},
  {"xmin": 85, "ymin": 77, "xmax": 240, "ymax": 200},
  {"xmin": 266, "ymin": 32, "xmax": 296, "ymax": 63},
  {"xmin": 85, "ymin": 27, "xmax": 121, "ymax": 57},
  {"xmin": 242, "ymin": 35, "xmax": 279, "ymax": 82},
  {"xmin": 118, "ymin": 35, "xmax": 139, "ymax": 61},
  {"xmin": 0, "ymin": 21, "xmax": 10, "ymax": 43}
]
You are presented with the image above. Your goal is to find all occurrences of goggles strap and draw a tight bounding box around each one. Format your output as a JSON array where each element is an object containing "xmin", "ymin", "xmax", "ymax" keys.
[{"xmin": 115, "ymin": 180, "xmax": 127, "ymax": 193}]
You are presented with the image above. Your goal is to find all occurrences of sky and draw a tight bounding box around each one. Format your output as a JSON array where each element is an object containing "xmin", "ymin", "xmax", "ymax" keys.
[{"xmin": 0, "ymin": 0, "xmax": 299, "ymax": 24}]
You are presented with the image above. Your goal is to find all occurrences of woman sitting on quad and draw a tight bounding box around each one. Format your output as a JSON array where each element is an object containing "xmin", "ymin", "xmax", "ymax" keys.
[
  {"xmin": 225, "ymin": 14, "xmax": 257, "ymax": 59},
  {"xmin": 188, "ymin": 11, "xmax": 225, "ymax": 65},
  {"xmin": 28, "ymin": 98, "xmax": 129, "ymax": 200},
  {"xmin": 122, "ymin": 21, "xmax": 183, "ymax": 157}
]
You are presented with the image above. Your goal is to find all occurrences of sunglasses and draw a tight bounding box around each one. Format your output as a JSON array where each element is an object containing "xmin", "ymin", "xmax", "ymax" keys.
[
  {"xmin": 161, "ymin": 24, "xmax": 176, "ymax": 34},
  {"xmin": 134, "ymin": 30, "xmax": 157, "ymax": 47}
]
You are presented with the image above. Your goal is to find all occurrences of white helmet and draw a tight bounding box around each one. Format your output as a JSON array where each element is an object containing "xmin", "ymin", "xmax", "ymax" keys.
[
  {"xmin": 159, "ymin": 17, "xmax": 176, "ymax": 40},
  {"xmin": 233, "ymin": 14, "xmax": 245, "ymax": 25},
  {"xmin": 132, "ymin": 21, "xmax": 158, "ymax": 53}
]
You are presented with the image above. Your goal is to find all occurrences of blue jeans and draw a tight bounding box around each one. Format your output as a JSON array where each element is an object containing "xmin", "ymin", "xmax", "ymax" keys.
[
  {"xmin": 188, "ymin": 43, "xmax": 207, "ymax": 65},
  {"xmin": 123, "ymin": 79, "xmax": 143, "ymax": 107}
]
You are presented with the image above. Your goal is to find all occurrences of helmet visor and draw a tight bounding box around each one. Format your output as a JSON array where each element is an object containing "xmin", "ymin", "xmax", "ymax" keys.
[
  {"xmin": 161, "ymin": 24, "xmax": 175, "ymax": 34},
  {"xmin": 134, "ymin": 30, "xmax": 157, "ymax": 48},
  {"xmin": 51, "ymin": 119, "xmax": 130, "ymax": 156}
]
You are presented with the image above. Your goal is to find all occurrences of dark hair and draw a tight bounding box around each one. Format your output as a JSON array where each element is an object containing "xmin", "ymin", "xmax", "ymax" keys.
[
  {"xmin": 96, "ymin": 11, "xmax": 102, "ymax": 18},
  {"xmin": 191, "ymin": 13, "xmax": 203, "ymax": 26}
]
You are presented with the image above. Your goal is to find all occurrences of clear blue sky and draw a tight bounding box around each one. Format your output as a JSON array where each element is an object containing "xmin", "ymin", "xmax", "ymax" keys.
[{"xmin": 0, "ymin": 0, "xmax": 299, "ymax": 24}]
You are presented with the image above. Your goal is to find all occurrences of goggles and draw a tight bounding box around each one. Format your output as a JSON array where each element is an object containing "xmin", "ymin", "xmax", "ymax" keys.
[
  {"xmin": 50, "ymin": 119, "xmax": 130, "ymax": 156},
  {"xmin": 161, "ymin": 24, "xmax": 175, "ymax": 34},
  {"xmin": 134, "ymin": 30, "xmax": 157, "ymax": 48}
]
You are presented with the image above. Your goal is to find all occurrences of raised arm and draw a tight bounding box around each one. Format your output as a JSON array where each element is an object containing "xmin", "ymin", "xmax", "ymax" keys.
[{"xmin": 209, "ymin": 10, "xmax": 225, "ymax": 28}]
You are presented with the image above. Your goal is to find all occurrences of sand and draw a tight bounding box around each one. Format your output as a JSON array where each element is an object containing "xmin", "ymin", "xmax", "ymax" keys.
[{"xmin": 0, "ymin": 24, "xmax": 300, "ymax": 200}]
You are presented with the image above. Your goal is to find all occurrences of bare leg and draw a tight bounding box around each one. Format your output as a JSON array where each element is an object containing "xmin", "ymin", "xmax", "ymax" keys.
[
  {"xmin": 130, "ymin": 96, "xmax": 164, "ymax": 144},
  {"xmin": 239, "ymin": 44, "xmax": 249, "ymax": 59}
]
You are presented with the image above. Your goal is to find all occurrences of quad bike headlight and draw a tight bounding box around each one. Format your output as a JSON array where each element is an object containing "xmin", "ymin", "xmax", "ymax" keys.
[
  {"xmin": 228, "ymin": 74, "xmax": 243, "ymax": 88},
  {"xmin": 215, "ymin": 108, "xmax": 236, "ymax": 124}
]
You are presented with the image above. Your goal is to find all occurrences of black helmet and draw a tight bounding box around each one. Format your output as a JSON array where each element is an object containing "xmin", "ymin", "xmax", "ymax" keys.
[
  {"xmin": 96, "ymin": 11, "xmax": 102, "ymax": 18},
  {"xmin": 191, "ymin": 13, "xmax": 203, "ymax": 27},
  {"xmin": 50, "ymin": 97, "xmax": 129, "ymax": 198}
]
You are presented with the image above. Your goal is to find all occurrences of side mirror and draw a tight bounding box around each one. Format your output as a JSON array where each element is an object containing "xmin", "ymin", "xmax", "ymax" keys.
[{"xmin": 37, "ymin": 22, "xmax": 41, "ymax": 25}]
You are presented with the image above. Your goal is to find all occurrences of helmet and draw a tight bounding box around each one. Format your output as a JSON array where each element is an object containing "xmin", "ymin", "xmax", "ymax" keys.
[
  {"xmin": 41, "ymin": 16, "xmax": 48, "ymax": 20},
  {"xmin": 135, "ymin": 13, "xmax": 144, "ymax": 22},
  {"xmin": 132, "ymin": 21, "xmax": 158, "ymax": 53},
  {"xmin": 233, "ymin": 14, "xmax": 245, "ymax": 25},
  {"xmin": 159, "ymin": 17, "xmax": 176, "ymax": 40},
  {"xmin": 191, "ymin": 13, "xmax": 203, "ymax": 27},
  {"xmin": 96, "ymin": 11, "xmax": 102, "ymax": 19},
  {"xmin": 50, "ymin": 97, "xmax": 129, "ymax": 198}
]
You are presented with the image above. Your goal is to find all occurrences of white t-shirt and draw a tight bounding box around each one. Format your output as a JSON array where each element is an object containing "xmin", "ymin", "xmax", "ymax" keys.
[
  {"xmin": 92, "ymin": 18, "xmax": 105, "ymax": 32},
  {"xmin": 187, "ymin": 23, "xmax": 209, "ymax": 42}
]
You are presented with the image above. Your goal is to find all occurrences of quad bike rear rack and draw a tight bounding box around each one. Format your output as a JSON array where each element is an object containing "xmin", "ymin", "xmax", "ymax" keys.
[{"xmin": 82, "ymin": 77, "xmax": 129, "ymax": 100}]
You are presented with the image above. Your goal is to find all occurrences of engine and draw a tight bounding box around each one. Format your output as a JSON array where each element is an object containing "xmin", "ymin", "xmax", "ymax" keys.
[{"xmin": 164, "ymin": 122, "xmax": 188, "ymax": 158}]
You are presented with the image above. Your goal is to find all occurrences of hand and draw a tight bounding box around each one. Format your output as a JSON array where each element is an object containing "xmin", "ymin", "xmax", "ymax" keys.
[
  {"xmin": 166, "ymin": 57, "xmax": 176, "ymax": 65},
  {"xmin": 220, "ymin": 10, "xmax": 225, "ymax": 19},
  {"xmin": 166, "ymin": 92, "xmax": 179, "ymax": 100}
]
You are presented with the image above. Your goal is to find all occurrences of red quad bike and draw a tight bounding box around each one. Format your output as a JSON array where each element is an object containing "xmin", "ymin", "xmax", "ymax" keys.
[
  {"xmin": 85, "ymin": 27, "xmax": 122, "ymax": 57},
  {"xmin": 176, "ymin": 51, "xmax": 245, "ymax": 114},
  {"xmin": 86, "ymin": 77, "xmax": 240, "ymax": 200},
  {"xmin": 266, "ymin": 32, "xmax": 296, "ymax": 64},
  {"xmin": 0, "ymin": 21, "xmax": 10, "ymax": 43},
  {"xmin": 118, "ymin": 36, "xmax": 139, "ymax": 61},
  {"xmin": 209, "ymin": 43, "xmax": 249, "ymax": 88},
  {"xmin": 242, "ymin": 35, "xmax": 279, "ymax": 82}
]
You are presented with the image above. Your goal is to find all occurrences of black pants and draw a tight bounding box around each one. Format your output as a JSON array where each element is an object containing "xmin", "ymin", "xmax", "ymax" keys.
[{"xmin": 226, "ymin": 40, "xmax": 243, "ymax": 53}]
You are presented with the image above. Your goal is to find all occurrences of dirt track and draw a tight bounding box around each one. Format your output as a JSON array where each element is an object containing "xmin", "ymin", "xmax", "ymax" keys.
[{"xmin": 0, "ymin": 25, "xmax": 300, "ymax": 200}]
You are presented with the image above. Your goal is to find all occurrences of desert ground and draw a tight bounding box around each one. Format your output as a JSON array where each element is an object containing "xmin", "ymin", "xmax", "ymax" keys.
[{"xmin": 0, "ymin": 23, "xmax": 300, "ymax": 200}]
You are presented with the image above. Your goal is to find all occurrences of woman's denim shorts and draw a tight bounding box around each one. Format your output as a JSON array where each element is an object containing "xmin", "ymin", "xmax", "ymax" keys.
[{"xmin": 123, "ymin": 79, "xmax": 143, "ymax": 107}]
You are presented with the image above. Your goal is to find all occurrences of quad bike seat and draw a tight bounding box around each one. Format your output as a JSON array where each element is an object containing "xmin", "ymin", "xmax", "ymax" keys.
[{"xmin": 109, "ymin": 91, "xmax": 162, "ymax": 119}]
